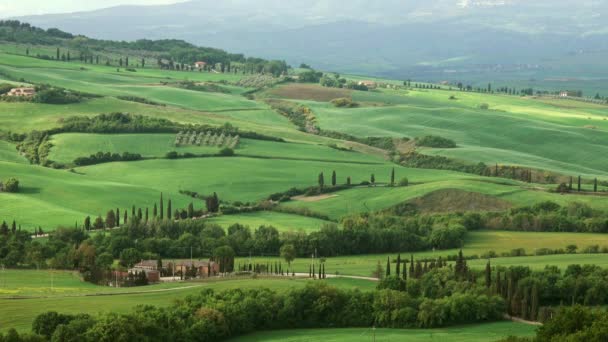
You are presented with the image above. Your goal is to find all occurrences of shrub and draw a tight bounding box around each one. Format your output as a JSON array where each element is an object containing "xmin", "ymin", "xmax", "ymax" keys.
[
  {"xmin": 1, "ymin": 177, "xmax": 19, "ymax": 193},
  {"xmin": 479, "ymin": 103, "xmax": 489, "ymax": 110},
  {"xmin": 165, "ymin": 151, "xmax": 179, "ymax": 159},
  {"xmin": 331, "ymin": 97, "xmax": 359, "ymax": 108},
  {"xmin": 218, "ymin": 147, "xmax": 235, "ymax": 156},
  {"xmin": 415, "ymin": 135, "xmax": 457, "ymax": 148},
  {"xmin": 398, "ymin": 177, "xmax": 409, "ymax": 187}
]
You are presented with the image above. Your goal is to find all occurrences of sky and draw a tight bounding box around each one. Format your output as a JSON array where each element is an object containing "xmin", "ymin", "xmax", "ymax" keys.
[{"xmin": 0, "ymin": 0, "xmax": 186, "ymax": 18}]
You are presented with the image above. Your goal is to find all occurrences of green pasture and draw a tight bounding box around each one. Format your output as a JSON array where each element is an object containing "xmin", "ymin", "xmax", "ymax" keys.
[
  {"xmin": 0, "ymin": 276, "xmax": 375, "ymax": 332},
  {"xmin": 228, "ymin": 322, "xmax": 536, "ymax": 342},
  {"xmin": 236, "ymin": 230, "xmax": 608, "ymax": 277},
  {"xmin": 48, "ymin": 134, "xmax": 386, "ymax": 165},
  {"xmin": 304, "ymin": 87, "xmax": 608, "ymax": 177},
  {"xmin": 207, "ymin": 211, "xmax": 333, "ymax": 233},
  {"xmin": 281, "ymin": 179, "xmax": 520, "ymax": 220},
  {"xmin": 1, "ymin": 155, "xmax": 435, "ymax": 230},
  {"xmin": 282, "ymin": 180, "xmax": 608, "ymax": 220}
]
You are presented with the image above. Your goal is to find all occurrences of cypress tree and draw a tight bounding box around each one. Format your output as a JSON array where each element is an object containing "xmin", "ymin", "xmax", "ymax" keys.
[
  {"xmin": 84, "ymin": 216, "xmax": 91, "ymax": 230},
  {"xmin": 594, "ymin": 178, "xmax": 598, "ymax": 192},
  {"xmin": 415, "ymin": 261, "xmax": 423, "ymax": 279},
  {"xmin": 409, "ymin": 255, "xmax": 414, "ymax": 278},
  {"xmin": 485, "ymin": 261, "xmax": 492, "ymax": 288},
  {"xmin": 322, "ymin": 264, "xmax": 326, "ymax": 279},
  {"xmin": 137, "ymin": 208, "xmax": 142, "ymax": 220},
  {"xmin": 132, "ymin": 205, "xmax": 136, "ymax": 217},
  {"xmin": 309, "ymin": 264, "xmax": 312, "ymax": 278},
  {"xmin": 145, "ymin": 208, "xmax": 149, "ymax": 222},
  {"xmin": 390, "ymin": 168, "xmax": 395, "ymax": 186},
  {"xmin": 530, "ymin": 283, "xmax": 539, "ymax": 321},
  {"xmin": 331, "ymin": 170, "xmax": 336, "ymax": 186},
  {"xmin": 116, "ymin": 208, "xmax": 120, "ymax": 226},
  {"xmin": 56, "ymin": 47, "xmax": 60, "ymax": 60},
  {"xmin": 496, "ymin": 271, "xmax": 502, "ymax": 296},
  {"xmin": 396, "ymin": 254, "xmax": 401, "ymax": 277},
  {"xmin": 318, "ymin": 172, "xmax": 324, "ymax": 189},
  {"xmin": 569, "ymin": 176, "xmax": 573, "ymax": 190},
  {"xmin": 124, "ymin": 210, "xmax": 128, "ymax": 225},
  {"xmin": 371, "ymin": 174, "xmax": 375, "ymax": 185},
  {"xmin": 160, "ymin": 193, "xmax": 164, "ymax": 219},
  {"xmin": 188, "ymin": 203, "xmax": 194, "ymax": 218},
  {"xmin": 347, "ymin": 176, "xmax": 351, "ymax": 186},
  {"xmin": 312, "ymin": 264, "xmax": 315, "ymax": 279},
  {"xmin": 318, "ymin": 263, "xmax": 321, "ymax": 279},
  {"xmin": 168, "ymin": 200, "xmax": 172, "ymax": 219},
  {"xmin": 578, "ymin": 176, "xmax": 581, "ymax": 192},
  {"xmin": 153, "ymin": 203, "xmax": 158, "ymax": 218}
]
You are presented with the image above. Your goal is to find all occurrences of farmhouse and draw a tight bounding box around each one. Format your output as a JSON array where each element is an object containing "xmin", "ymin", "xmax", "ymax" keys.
[
  {"xmin": 6, "ymin": 87, "xmax": 35, "ymax": 97},
  {"xmin": 173, "ymin": 260, "xmax": 219, "ymax": 278},
  {"xmin": 357, "ymin": 80, "xmax": 377, "ymax": 89},
  {"xmin": 194, "ymin": 61, "xmax": 207, "ymax": 69}
]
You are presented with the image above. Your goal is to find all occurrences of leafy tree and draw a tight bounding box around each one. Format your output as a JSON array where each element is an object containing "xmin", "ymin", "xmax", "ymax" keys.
[
  {"xmin": 93, "ymin": 216, "xmax": 104, "ymax": 229},
  {"xmin": 280, "ymin": 244, "xmax": 296, "ymax": 272},
  {"xmin": 213, "ymin": 245, "xmax": 235, "ymax": 273},
  {"xmin": 119, "ymin": 248, "xmax": 141, "ymax": 268}
]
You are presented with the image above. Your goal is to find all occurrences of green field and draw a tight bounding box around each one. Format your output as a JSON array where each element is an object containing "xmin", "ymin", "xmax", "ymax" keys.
[
  {"xmin": 228, "ymin": 322, "xmax": 536, "ymax": 342},
  {"xmin": 207, "ymin": 211, "xmax": 333, "ymax": 233},
  {"xmin": 236, "ymin": 230, "xmax": 608, "ymax": 277},
  {"xmin": 295, "ymin": 87, "xmax": 608, "ymax": 177},
  {"xmin": 0, "ymin": 275, "xmax": 375, "ymax": 332},
  {"xmin": 48, "ymin": 134, "xmax": 386, "ymax": 165}
]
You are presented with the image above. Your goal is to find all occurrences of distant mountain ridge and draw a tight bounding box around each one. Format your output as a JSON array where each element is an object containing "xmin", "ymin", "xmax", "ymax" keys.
[{"xmin": 14, "ymin": 0, "xmax": 608, "ymax": 81}]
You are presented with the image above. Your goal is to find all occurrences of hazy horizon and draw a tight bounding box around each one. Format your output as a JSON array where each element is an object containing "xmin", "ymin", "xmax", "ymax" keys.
[{"xmin": 0, "ymin": 0, "xmax": 185, "ymax": 18}]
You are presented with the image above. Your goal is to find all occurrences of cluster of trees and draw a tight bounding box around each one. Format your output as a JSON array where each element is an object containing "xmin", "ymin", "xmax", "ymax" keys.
[
  {"xmin": 0, "ymin": 177, "xmax": 19, "ymax": 193},
  {"xmin": 73, "ymin": 152, "xmax": 142, "ymax": 166},
  {"xmin": 8, "ymin": 276, "xmax": 507, "ymax": 342},
  {"xmin": 174, "ymin": 130, "xmax": 240, "ymax": 149},
  {"xmin": 265, "ymin": 99, "xmax": 319, "ymax": 133},
  {"xmin": 461, "ymin": 201, "xmax": 608, "ymax": 234},
  {"xmin": 318, "ymin": 73, "xmax": 370, "ymax": 91},
  {"xmin": 414, "ymin": 135, "xmax": 457, "ymax": 148}
]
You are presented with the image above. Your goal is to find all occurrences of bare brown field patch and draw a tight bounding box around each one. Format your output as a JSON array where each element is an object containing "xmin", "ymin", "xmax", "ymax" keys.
[{"xmin": 270, "ymin": 84, "xmax": 352, "ymax": 102}]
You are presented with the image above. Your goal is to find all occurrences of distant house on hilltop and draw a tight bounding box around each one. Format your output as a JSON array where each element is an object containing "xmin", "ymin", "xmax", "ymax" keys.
[
  {"xmin": 194, "ymin": 61, "xmax": 207, "ymax": 69},
  {"xmin": 7, "ymin": 87, "xmax": 35, "ymax": 97}
]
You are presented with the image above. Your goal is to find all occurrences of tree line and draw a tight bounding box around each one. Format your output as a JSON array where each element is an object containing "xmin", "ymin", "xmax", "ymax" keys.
[{"xmin": 0, "ymin": 20, "xmax": 290, "ymax": 76}]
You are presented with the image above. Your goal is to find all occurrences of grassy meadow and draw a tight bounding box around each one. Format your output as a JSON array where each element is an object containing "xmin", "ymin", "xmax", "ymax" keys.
[
  {"xmin": 236, "ymin": 230, "xmax": 608, "ymax": 277},
  {"xmin": 275, "ymin": 87, "xmax": 608, "ymax": 177},
  {"xmin": 227, "ymin": 322, "xmax": 537, "ymax": 342},
  {"xmin": 0, "ymin": 275, "xmax": 375, "ymax": 332}
]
